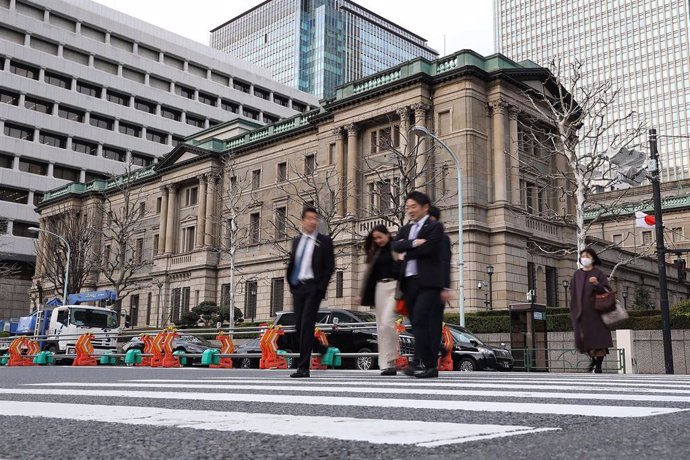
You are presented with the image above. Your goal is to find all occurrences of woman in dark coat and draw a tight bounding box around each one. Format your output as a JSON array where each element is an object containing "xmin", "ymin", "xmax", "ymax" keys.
[
  {"xmin": 356, "ymin": 225, "xmax": 402, "ymax": 375},
  {"xmin": 569, "ymin": 248, "xmax": 613, "ymax": 373}
]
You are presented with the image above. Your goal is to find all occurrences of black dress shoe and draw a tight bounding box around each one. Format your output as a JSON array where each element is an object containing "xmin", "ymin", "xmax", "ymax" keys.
[
  {"xmin": 414, "ymin": 367, "xmax": 439, "ymax": 379},
  {"xmin": 290, "ymin": 369, "xmax": 310, "ymax": 378},
  {"xmin": 380, "ymin": 368, "xmax": 397, "ymax": 376},
  {"xmin": 402, "ymin": 365, "xmax": 419, "ymax": 376}
]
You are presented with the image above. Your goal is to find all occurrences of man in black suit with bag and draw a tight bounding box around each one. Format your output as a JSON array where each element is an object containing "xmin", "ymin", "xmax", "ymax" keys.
[
  {"xmin": 393, "ymin": 192, "xmax": 447, "ymax": 378},
  {"xmin": 286, "ymin": 206, "xmax": 335, "ymax": 378}
]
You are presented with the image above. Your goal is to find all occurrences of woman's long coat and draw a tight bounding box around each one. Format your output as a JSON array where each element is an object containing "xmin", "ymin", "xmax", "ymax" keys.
[{"xmin": 569, "ymin": 267, "xmax": 614, "ymax": 352}]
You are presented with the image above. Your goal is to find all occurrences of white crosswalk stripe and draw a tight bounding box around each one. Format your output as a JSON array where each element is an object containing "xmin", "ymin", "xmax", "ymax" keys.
[{"xmin": 0, "ymin": 371, "xmax": 688, "ymax": 448}]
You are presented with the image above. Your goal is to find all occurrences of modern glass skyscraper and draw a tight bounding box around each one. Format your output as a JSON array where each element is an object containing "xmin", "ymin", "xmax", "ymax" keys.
[
  {"xmin": 211, "ymin": 0, "xmax": 438, "ymax": 99},
  {"xmin": 495, "ymin": 0, "xmax": 690, "ymax": 181}
]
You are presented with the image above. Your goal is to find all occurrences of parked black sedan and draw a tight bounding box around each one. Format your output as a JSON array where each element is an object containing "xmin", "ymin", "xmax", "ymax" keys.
[{"xmin": 444, "ymin": 325, "xmax": 514, "ymax": 371}]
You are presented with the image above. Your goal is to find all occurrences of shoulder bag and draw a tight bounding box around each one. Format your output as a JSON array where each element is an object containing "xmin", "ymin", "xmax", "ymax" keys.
[
  {"xmin": 601, "ymin": 299, "xmax": 629, "ymax": 328},
  {"xmin": 594, "ymin": 288, "xmax": 617, "ymax": 312}
]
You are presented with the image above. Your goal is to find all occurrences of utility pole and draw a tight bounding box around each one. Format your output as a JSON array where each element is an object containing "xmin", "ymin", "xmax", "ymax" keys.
[{"xmin": 649, "ymin": 128, "xmax": 674, "ymax": 374}]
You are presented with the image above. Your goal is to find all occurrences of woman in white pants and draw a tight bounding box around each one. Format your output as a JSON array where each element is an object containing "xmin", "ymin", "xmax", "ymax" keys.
[{"xmin": 357, "ymin": 225, "xmax": 402, "ymax": 375}]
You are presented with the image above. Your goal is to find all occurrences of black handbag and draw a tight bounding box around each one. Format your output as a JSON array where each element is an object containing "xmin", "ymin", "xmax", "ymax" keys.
[{"xmin": 594, "ymin": 289, "xmax": 616, "ymax": 312}]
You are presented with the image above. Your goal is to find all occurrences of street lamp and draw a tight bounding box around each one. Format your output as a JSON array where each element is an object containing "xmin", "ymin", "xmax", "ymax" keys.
[
  {"xmin": 411, "ymin": 126, "xmax": 465, "ymax": 326},
  {"xmin": 486, "ymin": 265, "xmax": 494, "ymax": 311},
  {"xmin": 562, "ymin": 280, "xmax": 569, "ymax": 309},
  {"xmin": 622, "ymin": 286, "xmax": 628, "ymax": 310},
  {"xmin": 28, "ymin": 226, "xmax": 71, "ymax": 302}
]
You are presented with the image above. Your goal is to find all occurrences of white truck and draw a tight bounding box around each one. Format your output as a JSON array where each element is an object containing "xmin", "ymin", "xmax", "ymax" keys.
[{"xmin": 0, "ymin": 291, "xmax": 121, "ymax": 360}]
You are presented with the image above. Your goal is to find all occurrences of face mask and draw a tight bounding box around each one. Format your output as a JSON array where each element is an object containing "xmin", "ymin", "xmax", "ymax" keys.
[{"xmin": 580, "ymin": 257, "xmax": 593, "ymax": 267}]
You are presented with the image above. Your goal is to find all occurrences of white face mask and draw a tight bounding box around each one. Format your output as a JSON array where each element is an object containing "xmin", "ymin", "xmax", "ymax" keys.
[{"xmin": 580, "ymin": 257, "xmax": 593, "ymax": 267}]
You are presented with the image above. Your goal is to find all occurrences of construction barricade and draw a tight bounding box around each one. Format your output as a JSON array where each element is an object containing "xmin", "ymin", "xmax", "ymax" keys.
[
  {"xmin": 437, "ymin": 324, "xmax": 454, "ymax": 371},
  {"xmin": 394, "ymin": 319, "xmax": 410, "ymax": 369},
  {"xmin": 4, "ymin": 337, "xmax": 39, "ymax": 366},
  {"xmin": 259, "ymin": 325, "xmax": 287, "ymax": 369},
  {"xmin": 73, "ymin": 333, "xmax": 98, "ymax": 366},
  {"xmin": 208, "ymin": 331, "xmax": 235, "ymax": 368}
]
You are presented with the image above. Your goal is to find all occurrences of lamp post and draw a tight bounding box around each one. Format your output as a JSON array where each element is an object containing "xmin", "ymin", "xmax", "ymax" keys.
[
  {"xmin": 562, "ymin": 280, "xmax": 570, "ymax": 309},
  {"xmin": 28, "ymin": 226, "xmax": 70, "ymax": 302},
  {"xmin": 486, "ymin": 265, "xmax": 494, "ymax": 311},
  {"xmin": 622, "ymin": 286, "xmax": 628, "ymax": 310},
  {"xmin": 411, "ymin": 126, "xmax": 465, "ymax": 326}
]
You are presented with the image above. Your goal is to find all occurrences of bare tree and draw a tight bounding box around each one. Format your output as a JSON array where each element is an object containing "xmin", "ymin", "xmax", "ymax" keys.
[
  {"xmin": 210, "ymin": 153, "xmax": 262, "ymax": 329},
  {"xmin": 520, "ymin": 59, "xmax": 646, "ymax": 258},
  {"xmin": 363, "ymin": 118, "xmax": 454, "ymax": 231},
  {"xmin": 98, "ymin": 164, "xmax": 153, "ymax": 311},
  {"xmin": 270, "ymin": 152, "xmax": 351, "ymax": 258},
  {"xmin": 36, "ymin": 205, "xmax": 100, "ymax": 300}
]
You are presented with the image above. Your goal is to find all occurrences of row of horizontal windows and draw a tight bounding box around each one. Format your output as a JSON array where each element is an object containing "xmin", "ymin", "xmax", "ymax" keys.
[
  {"xmin": 0, "ymin": 14, "xmax": 312, "ymax": 113},
  {"xmin": 1, "ymin": 59, "xmax": 283, "ymax": 126},
  {"xmin": 2, "ymin": 122, "xmax": 156, "ymax": 166},
  {"xmin": 0, "ymin": 218, "xmax": 40, "ymax": 238}
]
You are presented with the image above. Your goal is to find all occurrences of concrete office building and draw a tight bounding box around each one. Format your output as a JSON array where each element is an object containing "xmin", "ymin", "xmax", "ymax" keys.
[
  {"xmin": 210, "ymin": 0, "xmax": 438, "ymax": 99},
  {"xmin": 0, "ymin": 0, "xmax": 319, "ymax": 318},
  {"xmin": 494, "ymin": 0, "xmax": 690, "ymax": 182}
]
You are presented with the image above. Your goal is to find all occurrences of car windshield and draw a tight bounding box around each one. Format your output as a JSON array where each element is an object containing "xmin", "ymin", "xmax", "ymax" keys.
[
  {"xmin": 348, "ymin": 311, "xmax": 376, "ymax": 323},
  {"xmin": 70, "ymin": 308, "xmax": 119, "ymax": 329},
  {"xmin": 450, "ymin": 327, "xmax": 485, "ymax": 346}
]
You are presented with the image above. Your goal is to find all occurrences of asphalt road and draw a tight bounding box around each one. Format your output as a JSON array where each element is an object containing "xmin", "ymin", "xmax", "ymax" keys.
[{"xmin": 0, "ymin": 367, "xmax": 689, "ymax": 460}]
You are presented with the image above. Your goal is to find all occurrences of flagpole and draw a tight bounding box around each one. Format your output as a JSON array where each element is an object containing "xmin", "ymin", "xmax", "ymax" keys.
[{"xmin": 649, "ymin": 128, "xmax": 674, "ymax": 374}]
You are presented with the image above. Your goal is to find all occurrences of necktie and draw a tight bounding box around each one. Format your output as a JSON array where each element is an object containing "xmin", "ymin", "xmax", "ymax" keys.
[{"xmin": 290, "ymin": 237, "xmax": 308, "ymax": 285}]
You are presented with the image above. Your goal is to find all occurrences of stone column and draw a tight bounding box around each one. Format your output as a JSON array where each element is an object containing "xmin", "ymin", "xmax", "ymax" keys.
[
  {"xmin": 196, "ymin": 175, "xmax": 207, "ymax": 248},
  {"xmin": 332, "ymin": 127, "xmax": 346, "ymax": 217},
  {"xmin": 164, "ymin": 185, "xmax": 177, "ymax": 254},
  {"xmin": 158, "ymin": 187, "xmax": 168, "ymax": 255},
  {"xmin": 412, "ymin": 103, "xmax": 430, "ymax": 189},
  {"xmin": 489, "ymin": 99, "xmax": 508, "ymax": 203},
  {"xmin": 396, "ymin": 106, "xmax": 411, "ymax": 156},
  {"xmin": 508, "ymin": 106, "xmax": 521, "ymax": 206},
  {"xmin": 345, "ymin": 124, "xmax": 359, "ymax": 216},
  {"xmin": 204, "ymin": 176, "xmax": 216, "ymax": 247}
]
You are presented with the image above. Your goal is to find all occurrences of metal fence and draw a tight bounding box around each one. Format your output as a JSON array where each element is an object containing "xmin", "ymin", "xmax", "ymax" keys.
[{"xmin": 511, "ymin": 347, "xmax": 626, "ymax": 373}]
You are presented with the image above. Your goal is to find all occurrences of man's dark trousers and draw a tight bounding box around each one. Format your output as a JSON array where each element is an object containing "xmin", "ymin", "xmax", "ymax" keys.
[
  {"xmin": 404, "ymin": 276, "xmax": 444, "ymax": 369},
  {"xmin": 292, "ymin": 281, "xmax": 327, "ymax": 370}
]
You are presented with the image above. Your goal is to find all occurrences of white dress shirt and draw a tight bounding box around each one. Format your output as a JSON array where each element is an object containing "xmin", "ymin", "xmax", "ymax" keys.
[
  {"xmin": 295, "ymin": 231, "xmax": 318, "ymax": 281},
  {"xmin": 405, "ymin": 214, "xmax": 429, "ymax": 277}
]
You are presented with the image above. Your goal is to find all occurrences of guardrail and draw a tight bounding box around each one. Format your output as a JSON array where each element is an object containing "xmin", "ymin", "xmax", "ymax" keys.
[{"xmin": 511, "ymin": 348, "xmax": 626, "ymax": 373}]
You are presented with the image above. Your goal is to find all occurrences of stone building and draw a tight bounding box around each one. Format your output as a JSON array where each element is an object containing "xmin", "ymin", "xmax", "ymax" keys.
[{"xmin": 36, "ymin": 50, "xmax": 683, "ymax": 326}]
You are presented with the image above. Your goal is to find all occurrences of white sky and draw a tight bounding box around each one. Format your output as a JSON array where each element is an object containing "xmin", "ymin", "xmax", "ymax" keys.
[{"xmin": 93, "ymin": 0, "xmax": 495, "ymax": 57}]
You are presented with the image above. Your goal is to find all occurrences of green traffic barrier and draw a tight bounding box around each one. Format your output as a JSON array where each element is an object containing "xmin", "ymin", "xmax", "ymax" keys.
[
  {"xmin": 100, "ymin": 351, "xmax": 118, "ymax": 365},
  {"xmin": 124, "ymin": 348, "xmax": 142, "ymax": 365},
  {"xmin": 201, "ymin": 348, "xmax": 220, "ymax": 366},
  {"xmin": 1, "ymin": 354, "xmax": 9, "ymax": 366},
  {"xmin": 33, "ymin": 351, "xmax": 55, "ymax": 365},
  {"xmin": 320, "ymin": 347, "xmax": 342, "ymax": 367},
  {"xmin": 173, "ymin": 350, "xmax": 187, "ymax": 366}
]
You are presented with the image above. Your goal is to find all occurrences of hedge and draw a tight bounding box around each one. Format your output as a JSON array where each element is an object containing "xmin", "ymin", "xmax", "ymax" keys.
[{"xmin": 443, "ymin": 307, "xmax": 690, "ymax": 333}]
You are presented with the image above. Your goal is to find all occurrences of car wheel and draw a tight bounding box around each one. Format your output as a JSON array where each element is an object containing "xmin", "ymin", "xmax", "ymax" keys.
[
  {"xmin": 457, "ymin": 357, "xmax": 477, "ymax": 372},
  {"xmin": 355, "ymin": 348, "xmax": 374, "ymax": 371},
  {"xmin": 239, "ymin": 357, "xmax": 253, "ymax": 369}
]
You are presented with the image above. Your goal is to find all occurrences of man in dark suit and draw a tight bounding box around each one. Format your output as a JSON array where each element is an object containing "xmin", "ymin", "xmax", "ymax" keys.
[
  {"xmin": 392, "ymin": 192, "xmax": 445, "ymax": 378},
  {"xmin": 286, "ymin": 206, "xmax": 335, "ymax": 378}
]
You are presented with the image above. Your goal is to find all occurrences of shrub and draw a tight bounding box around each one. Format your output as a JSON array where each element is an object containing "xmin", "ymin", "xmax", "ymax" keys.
[
  {"xmin": 218, "ymin": 306, "xmax": 244, "ymax": 326},
  {"xmin": 671, "ymin": 299, "xmax": 690, "ymax": 316},
  {"xmin": 174, "ymin": 311, "xmax": 200, "ymax": 328},
  {"xmin": 192, "ymin": 301, "xmax": 220, "ymax": 326}
]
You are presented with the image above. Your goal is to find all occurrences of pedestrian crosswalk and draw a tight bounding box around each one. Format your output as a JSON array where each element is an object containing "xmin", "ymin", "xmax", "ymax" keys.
[{"xmin": 0, "ymin": 370, "xmax": 688, "ymax": 448}]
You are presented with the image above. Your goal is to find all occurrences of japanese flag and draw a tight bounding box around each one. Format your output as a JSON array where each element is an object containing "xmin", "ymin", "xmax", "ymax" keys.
[{"xmin": 635, "ymin": 211, "xmax": 655, "ymax": 229}]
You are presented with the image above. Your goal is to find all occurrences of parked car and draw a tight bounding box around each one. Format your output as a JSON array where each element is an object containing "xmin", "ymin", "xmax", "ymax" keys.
[
  {"xmin": 122, "ymin": 333, "xmax": 213, "ymax": 366},
  {"xmin": 234, "ymin": 309, "xmax": 415, "ymax": 370},
  {"xmin": 444, "ymin": 324, "xmax": 514, "ymax": 371}
]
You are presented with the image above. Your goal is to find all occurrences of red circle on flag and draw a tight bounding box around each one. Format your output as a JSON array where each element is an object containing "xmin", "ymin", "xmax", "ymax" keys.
[{"xmin": 644, "ymin": 215, "xmax": 656, "ymax": 226}]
